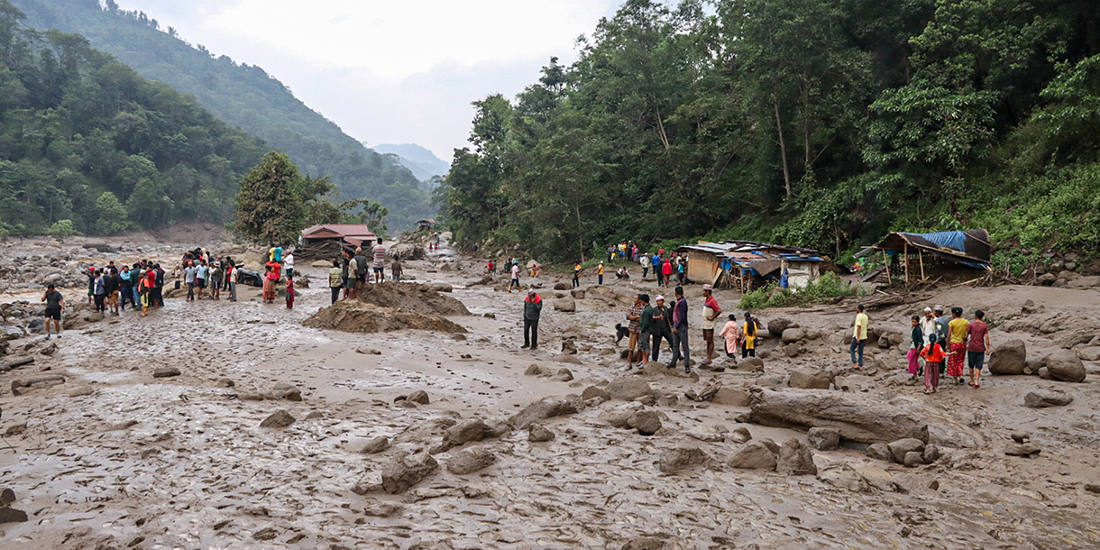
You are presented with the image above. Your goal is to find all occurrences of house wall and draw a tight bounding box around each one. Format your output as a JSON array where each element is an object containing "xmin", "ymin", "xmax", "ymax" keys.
[
  {"xmin": 686, "ymin": 255, "xmax": 720, "ymax": 284},
  {"xmin": 785, "ymin": 262, "xmax": 819, "ymax": 289}
]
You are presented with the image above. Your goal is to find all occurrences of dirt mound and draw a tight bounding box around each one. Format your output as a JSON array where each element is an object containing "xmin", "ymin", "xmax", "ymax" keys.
[
  {"xmin": 356, "ymin": 282, "xmax": 470, "ymax": 316},
  {"xmin": 303, "ymin": 301, "xmax": 466, "ymax": 334}
]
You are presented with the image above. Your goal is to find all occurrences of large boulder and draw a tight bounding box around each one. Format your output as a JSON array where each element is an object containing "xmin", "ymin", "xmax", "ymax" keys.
[
  {"xmin": 441, "ymin": 419, "xmax": 487, "ymax": 450},
  {"xmin": 710, "ymin": 387, "xmax": 751, "ymax": 407},
  {"xmin": 628, "ymin": 410, "xmax": 663, "ymax": 436},
  {"xmin": 1046, "ymin": 350, "xmax": 1087, "ymax": 382},
  {"xmin": 781, "ymin": 328, "xmax": 806, "ymax": 344},
  {"xmin": 1024, "ymin": 390, "xmax": 1074, "ymax": 408},
  {"xmin": 816, "ymin": 463, "xmax": 872, "ymax": 493},
  {"xmin": 887, "ymin": 438, "xmax": 925, "ymax": 463},
  {"xmin": 988, "ymin": 340, "xmax": 1027, "ymax": 375},
  {"xmin": 446, "ymin": 447, "xmax": 497, "ymax": 475},
  {"xmin": 554, "ymin": 297, "xmax": 576, "ymax": 312},
  {"xmin": 768, "ymin": 318, "xmax": 795, "ymax": 338},
  {"xmin": 788, "ymin": 370, "xmax": 834, "ymax": 390},
  {"xmin": 748, "ymin": 388, "xmax": 929, "ymax": 444},
  {"xmin": 726, "ymin": 440, "xmax": 778, "ymax": 470},
  {"xmin": 657, "ymin": 446, "xmax": 711, "ymax": 474},
  {"xmin": 381, "ymin": 452, "xmax": 439, "ymax": 494},
  {"xmin": 776, "ymin": 438, "xmax": 817, "ymax": 476},
  {"xmin": 605, "ymin": 378, "xmax": 655, "ymax": 401},
  {"xmin": 509, "ymin": 396, "xmax": 583, "ymax": 430},
  {"xmin": 807, "ymin": 427, "xmax": 840, "ymax": 451},
  {"xmin": 735, "ymin": 357, "xmax": 765, "ymax": 373}
]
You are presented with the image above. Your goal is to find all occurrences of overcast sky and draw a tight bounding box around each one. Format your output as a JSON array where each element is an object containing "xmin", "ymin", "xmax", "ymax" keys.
[{"xmin": 113, "ymin": 0, "xmax": 622, "ymax": 163}]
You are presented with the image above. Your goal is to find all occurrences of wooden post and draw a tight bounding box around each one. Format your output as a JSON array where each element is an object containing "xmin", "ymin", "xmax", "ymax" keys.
[
  {"xmin": 904, "ymin": 243, "xmax": 910, "ymax": 283},
  {"xmin": 919, "ymin": 250, "xmax": 926, "ymax": 281},
  {"xmin": 882, "ymin": 250, "xmax": 891, "ymax": 283}
]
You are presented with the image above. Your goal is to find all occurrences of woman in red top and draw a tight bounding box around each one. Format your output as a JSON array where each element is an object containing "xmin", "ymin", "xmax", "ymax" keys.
[
  {"xmin": 919, "ymin": 335, "xmax": 946, "ymax": 394},
  {"xmin": 661, "ymin": 258, "xmax": 673, "ymax": 288}
]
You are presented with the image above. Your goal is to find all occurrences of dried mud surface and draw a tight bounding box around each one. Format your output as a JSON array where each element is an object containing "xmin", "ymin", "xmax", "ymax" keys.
[{"xmin": 0, "ymin": 236, "xmax": 1098, "ymax": 549}]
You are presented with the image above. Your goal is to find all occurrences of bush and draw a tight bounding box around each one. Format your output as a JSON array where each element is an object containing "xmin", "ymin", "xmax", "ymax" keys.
[
  {"xmin": 740, "ymin": 272, "xmax": 861, "ymax": 310},
  {"xmin": 48, "ymin": 219, "xmax": 79, "ymax": 241}
]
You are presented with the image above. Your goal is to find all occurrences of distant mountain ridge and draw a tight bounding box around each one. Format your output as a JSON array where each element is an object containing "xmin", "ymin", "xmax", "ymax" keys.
[
  {"xmin": 11, "ymin": 0, "xmax": 434, "ymax": 227},
  {"xmin": 372, "ymin": 143, "xmax": 451, "ymax": 182}
]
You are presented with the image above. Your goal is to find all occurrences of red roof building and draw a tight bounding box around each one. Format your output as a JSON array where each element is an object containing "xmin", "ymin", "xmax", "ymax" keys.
[{"xmin": 300, "ymin": 224, "xmax": 376, "ymax": 247}]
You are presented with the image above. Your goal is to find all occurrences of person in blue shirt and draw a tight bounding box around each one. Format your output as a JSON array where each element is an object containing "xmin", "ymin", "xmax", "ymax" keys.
[{"xmin": 196, "ymin": 260, "xmax": 209, "ymax": 300}]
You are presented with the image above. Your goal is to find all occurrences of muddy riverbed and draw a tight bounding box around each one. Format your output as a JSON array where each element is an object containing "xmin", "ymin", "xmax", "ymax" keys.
[{"xmin": 1, "ymin": 233, "xmax": 1099, "ymax": 549}]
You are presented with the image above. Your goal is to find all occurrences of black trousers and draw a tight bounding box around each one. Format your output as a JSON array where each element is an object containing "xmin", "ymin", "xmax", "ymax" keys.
[
  {"xmin": 651, "ymin": 329, "xmax": 674, "ymax": 362},
  {"xmin": 524, "ymin": 318, "xmax": 539, "ymax": 347},
  {"xmin": 331, "ymin": 286, "xmax": 341, "ymax": 304}
]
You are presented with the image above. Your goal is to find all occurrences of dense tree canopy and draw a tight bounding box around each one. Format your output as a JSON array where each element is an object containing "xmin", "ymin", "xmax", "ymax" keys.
[
  {"xmin": 0, "ymin": 0, "xmax": 265, "ymax": 235},
  {"xmin": 12, "ymin": 0, "xmax": 433, "ymax": 228},
  {"xmin": 440, "ymin": 0, "xmax": 1100, "ymax": 268}
]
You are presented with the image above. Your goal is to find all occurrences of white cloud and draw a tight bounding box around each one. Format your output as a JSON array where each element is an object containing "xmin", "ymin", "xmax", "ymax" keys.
[{"xmin": 113, "ymin": 0, "xmax": 621, "ymax": 163}]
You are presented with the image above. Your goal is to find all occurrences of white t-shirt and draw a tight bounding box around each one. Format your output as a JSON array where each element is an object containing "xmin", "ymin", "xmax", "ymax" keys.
[
  {"xmin": 511, "ymin": 265, "xmax": 519, "ymax": 279},
  {"xmin": 284, "ymin": 254, "xmax": 294, "ymax": 269},
  {"xmin": 640, "ymin": 255, "xmax": 649, "ymax": 267}
]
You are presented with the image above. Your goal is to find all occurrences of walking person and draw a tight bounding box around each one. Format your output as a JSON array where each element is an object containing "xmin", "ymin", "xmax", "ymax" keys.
[
  {"xmin": 572, "ymin": 261, "xmax": 582, "ymax": 289},
  {"xmin": 907, "ymin": 315, "xmax": 923, "ymax": 381},
  {"xmin": 328, "ymin": 260, "xmax": 343, "ymax": 305},
  {"xmin": 597, "ymin": 261, "xmax": 604, "ymax": 285},
  {"xmin": 41, "ymin": 284, "xmax": 64, "ymax": 339},
  {"xmin": 666, "ymin": 286, "xmax": 691, "ymax": 372},
  {"xmin": 637, "ymin": 294, "xmax": 653, "ymax": 367},
  {"xmin": 661, "ymin": 257, "xmax": 673, "ymax": 288},
  {"xmin": 522, "ymin": 289, "xmax": 542, "ymax": 350},
  {"xmin": 740, "ymin": 312, "xmax": 760, "ymax": 358},
  {"xmin": 509, "ymin": 262, "xmax": 521, "ymax": 292},
  {"xmin": 719, "ymin": 314, "xmax": 739, "ymax": 358},
  {"xmin": 947, "ymin": 307, "xmax": 969, "ymax": 384},
  {"xmin": 966, "ymin": 309, "xmax": 992, "ymax": 389},
  {"xmin": 141, "ymin": 266, "xmax": 156, "ymax": 317},
  {"xmin": 850, "ymin": 304, "xmax": 869, "ymax": 370},
  {"xmin": 920, "ymin": 335, "xmax": 946, "ymax": 394},
  {"xmin": 624, "ymin": 294, "xmax": 643, "ymax": 370},
  {"xmin": 700, "ymin": 285, "xmax": 722, "ymax": 365},
  {"xmin": 640, "ymin": 254, "xmax": 650, "ymax": 279},
  {"xmin": 372, "ymin": 238, "xmax": 388, "ymax": 284},
  {"xmin": 650, "ymin": 295, "xmax": 674, "ymax": 364}
]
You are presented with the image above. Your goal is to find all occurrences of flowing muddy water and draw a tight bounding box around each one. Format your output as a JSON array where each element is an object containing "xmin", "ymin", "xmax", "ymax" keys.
[{"xmin": 1, "ymin": 239, "xmax": 1099, "ymax": 549}]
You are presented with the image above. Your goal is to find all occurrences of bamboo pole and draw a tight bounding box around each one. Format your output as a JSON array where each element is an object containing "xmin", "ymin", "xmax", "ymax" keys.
[
  {"xmin": 919, "ymin": 251, "xmax": 926, "ymax": 281},
  {"xmin": 883, "ymin": 250, "xmax": 891, "ymax": 283},
  {"xmin": 904, "ymin": 243, "xmax": 910, "ymax": 283}
]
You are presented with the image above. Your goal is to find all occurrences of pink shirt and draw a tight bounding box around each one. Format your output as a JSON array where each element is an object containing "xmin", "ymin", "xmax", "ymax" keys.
[{"xmin": 718, "ymin": 321, "xmax": 739, "ymax": 350}]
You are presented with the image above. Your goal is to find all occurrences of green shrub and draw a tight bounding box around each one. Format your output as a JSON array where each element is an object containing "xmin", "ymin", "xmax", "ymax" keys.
[
  {"xmin": 48, "ymin": 219, "xmax": 79, "ymax": 241},
  {"xmin": 740, "ymin": 272, "xmax": 860, "ymax": 310}
]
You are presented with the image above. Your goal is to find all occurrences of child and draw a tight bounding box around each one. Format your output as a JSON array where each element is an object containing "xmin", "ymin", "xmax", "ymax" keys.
[
  {"xmin": 919, "ymin": 335, "xmax": 947, "ymax": 394},
  {"xmin": 285, "ymin": 275, "xmax": 295, "ymax": 309}
]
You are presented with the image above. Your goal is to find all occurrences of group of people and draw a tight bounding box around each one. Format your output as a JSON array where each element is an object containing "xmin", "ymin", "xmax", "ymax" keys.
[
  {"xmin": 848, "ymin": 304, "xmax": 993, "ymax": 394},
  {"xmin": 182, "ymin": 247, "xmax": 252, "ymax": 304},
  {"xmin": 326, "ymin": 239, "xmax": 401, "ymax": 304},
  {"xmin": 85, "ymin": 260, "xmax": 167, "ymax": 318}
]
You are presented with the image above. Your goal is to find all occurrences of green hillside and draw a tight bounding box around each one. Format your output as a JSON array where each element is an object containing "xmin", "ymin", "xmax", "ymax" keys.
[
  {"xmin": 11, "ymin": 0, "xmax": 432, "ymax": 227},
  {"xmin": 373, "ymin": 143, "xmax": 451, "ymax": 182},
  {"xmin": 0, "ymin": 1, "xmax": 266, "ymax": 235}
]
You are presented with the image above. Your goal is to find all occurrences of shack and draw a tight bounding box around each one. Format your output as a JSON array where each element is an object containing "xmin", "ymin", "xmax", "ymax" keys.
[
  {"xmin": 860, "ymin": 229, "xmax": 991, "ymax": 283},
  {"xmin": 300, "ymin": 224, "xmax": 377, "ymax": 248},
  {"xmin": 415, "ymin": 219, "xmax": 435, "ymax": 232},
  {"xmin": 675, "ymin": 241, "xmax": 834, "ymax": 291}
]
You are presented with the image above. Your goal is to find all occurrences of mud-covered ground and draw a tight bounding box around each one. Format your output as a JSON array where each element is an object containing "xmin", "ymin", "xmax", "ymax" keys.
[{"xmin": 1, "ymin": 233, "xmax": 1099, "ymax": 550}]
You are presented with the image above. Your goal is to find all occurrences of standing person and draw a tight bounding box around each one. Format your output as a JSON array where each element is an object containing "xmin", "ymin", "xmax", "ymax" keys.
[
  {"xmin": 934, "ymin": 305, "xmax": 951, "ymax": 348},
  {"xmin": 667, "ymin": 286, "xmax": 691, "ymax": 372},
  {"xmin": 662, "ymin": 256, "xmax": 673, "ymax": 288},
  {"xmin": 624, "ymin": 294, "xmax": 644, "ymax": 370},
  {"xmin": 340, "ymin": 251, "xmax": 351, "ymax": 299},
  {"xmin": 372, "ymin": 238, "xmax": 388, "ymax": 284},
  {"xmin": 522, "ymin": 289, "xmax": 542, "ymax": 350},
  {"xmin": 93, "ymin": 270, "xmax": 107, "ymax": 313},
  {"xmin": 104, "ymin": 267, "xmax": 121, "ymax": 316},
  {"xmin": 637, "ymin": 294, "xmax": 653, "ymax": 367},
  {"xmin": 920, "ymin": 307, "xmax": 937, "ymax": 343},
  {"xmin": 677, "ymin": 255, "xmax": 686, "ymax": 285},
  {"xmin": 196, "ymin": 260, "xmax": 208, "ymax": 300},
  {"xmin": 487, "ymin": 260, "xmax": 495, "ymax": 275},
  {"xmin": 650, "ymin": 295, "xmax": 674, "ymax": 364},
  {"xmin": 353, "ymin": 247, "xmax": 368, "ymax": 290},
  {"xmin": 210, "ymin": 262, "xmax": 223, "ymax": 301},
  {"xmin": 740, "ymin": 312, "xmax": 759, "ymax": 358},
  {"xmin": 328, "ymin": 260, "xmax": 343, "ymax": 305},
  {"xmin": 907, "ymin": 315, "xmax": 923, "ymax": 381},
  {"xmin": 597, "ymin": 261, "xmax": 604, "ymax": 285},
  {"xmin": 284, "ymin": 251, "xmax": 295, "ymax": 280},
  {"xmin": 509, "ymin": 262, "xmax": 521, "ymax": 292},
  {"xmin": 947, "ymin": 307, "xmax": 970, "ymax": 385},
  {"xmin": 41, "ymin": 284, "xmax": 64, "ymax": 339},
  {"xmin": 920, "ymin": 335, "xmax": 946, "ymax": 394},
  {"xmin": 129, "ymin": 263, "xmax": 142, "ymax": 309},
  {"xmin": 700, "ymin": 285, "xmax": 722, "ymax": 365},
  {"xmin": 966, "ymin": 309, "xmax": 992, "ymax": 389},
  {"xmin": 640, "ymin": 254, "xmax": 650, "ymax": 279},
  {"xmin": 346, "ymin": 253, "xmax": 359, "ymax": 299},
  {"xmin": 572, "ymin": 261, "xmax": 582, "ymax": 289},
  {"xmin": 153, "ymin": 263, "xmax": 165, "ymax": 308},
  {"xmin": 262, "ymin": 265, "xmax": 277, "ymax": 303},
  {"xmin": 86, "ymin": 267, "xmax": 95, "ymax": 305},
  {"xmin": 273, "ymin": 244, "xmax": 284, "ymax": 264},
  {"xmin": 850, "ymin": 304, "xmax": 869, "ymax": 371},
  {"xmin": 285, "ymin": 275, "xmax": 295, "ymax": 309},
  {"xmin": 119, "ymin": 265, "xmax": 134, "ymax": 311},
  {"xmin": 653, "ymin": 256, "xmax": 663, "ymax": 286},
  {"xmin": 141, "ymin": 266, "xmax": 156, "ymax": 317},
  {"xmin": 391, "ymin": 257, "xmax": 403, "ymax": 282},
  {"xmin": 228, "ymin": 260, "xmax": 239, "ymax": 302},
  {"xmin": 718, "ymin": 314, "xmax": 739, "ymax": 358}
]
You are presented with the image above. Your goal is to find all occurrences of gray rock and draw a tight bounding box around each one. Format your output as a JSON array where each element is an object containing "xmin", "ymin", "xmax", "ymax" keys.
[
  {"xmin": 1046, "ymin": 350, "xmax": 1087, "ymax": 383},
  {"xmin": 1024, "ymin": 390, "xmax": 1074, "ymax": 408},
  {"xmin": 360, "ymin": 436, "xmax": 390, "ymax": 454},
  {"xmin": 865, "ymin": 443, "xmax": 892, "ymax": 461},
  {"xmin": 1038, "ymin": 366, "xmax": 1051, "ymax": 379},
  {"xmin": 735, "ymin": 357, "xmax": 765, "ymax": 372},
  {"xmin": 776, "ymin": 438, "xmax": 817, "ymax": 475},
  {"xmin": 528, "ymin": 423, "xmax": 555, "ymax": 442},
  {"xmin": 768, "ymin": 318, "xmax": 795, "ymax": 338},
  {"xmin": 554, "ymin": 297, "xmax": 576, "ymax": 312},
  {"xmin": 988, "ymin": 340, "xmax": 1027, "ymax": 375},
  {"xmin": 442, "ymin": 419, "xmax": 487, "ymax": 449},
  {"xmin": 711, "ymin": 387, "xmax": 750, "ymax": 406},
  {"xmin": 605, "ymin": 378, "xmax": 655, "ymax": 401},
  {"xmin": 1004, "ymin": 442, "xmax": 1041, "ymax": 457},
  {"xmin": 152, "ymin": 367, "xmax": 181, "ymax": 378},
  {"xmin": 807, "ymin": 427, "xmax": 840, "ymax": 451},
  {"xmin": 749, "ymin": 388, "xmax": 929, "ymax": 444},
  {"xmin": 259, "ymin": 410, "xmax": 295, "ymax": 428},
  {"xmin": 524, "ymin": 364, "xmax": 543, "ymax": 376},
  {"xmin": 407, "ymin": 390, "xmax": 431, "ymax": 404},
  {"xmin": 509, "ymin": 396, "xmax": 582, "ymax": 430},
  {"xmin": 729, "ymin": 426, "xmax": 752, "ymax": 444},
  {"xmin": 1011, "ymin": 431, "xmax": 1029, "ymax": 443},
  {"xmin": 788, "ymin": 370, "xmax": 834, "ymax": 390},
  {"xmin": 903, "ymin": 451, "xmax": 924, "ymax": 468},
  {"xmin": 0, "ymin": 507, "xmax": 28, "ymax": 524},
  {"xmin": 816, "ymin": 463, "xmax": 872, "ymax": 493},
  {"xmin": 570, "ymin": 289, "xmax": 585, "ymax": 299},
  {"xmin": 922, "ymin": 443, "xmax": 941, "ymax": 464},
  {"xmin": 726, "ymin": 440, "xmax": 777, "ymax": 470},
  {"xmin": 446, "ymin": 447, "xmax": 496, "ymax": 475},
  {"xmin": 581, "ymin": 386, "xmax": 612, "ymax": 401},
  {"xmin": 628, "ymin": 410, "xmax": 663, "ymax": 436},
  {"xmin": 621, "ymin": 535, "xmax": 673, "ymax": 550},
  {"xmin": 657, "ymin": 445, "xmax": 711, "ymax": 474},
  {"xmin": 381, "ymin": 452, "xmax": 439, "ymax": 493},
  {"xmin": 553, "ymin": 368, "xmax": 574, "ymax": 382},
  {"xmin": 273, "ymin": 383, "xmax": 302, "ymax": 401},
  {"xmin": 888, "ymin": 438, "xmax": 926, "ymax": 463}
]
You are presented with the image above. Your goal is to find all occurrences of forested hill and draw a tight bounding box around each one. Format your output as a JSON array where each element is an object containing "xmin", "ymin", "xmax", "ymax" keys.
[
  {"xmin": 11, "ymin": 0, "xmax": 432, "ymax": 227},
  {"xmin": 0, "ymin": 1, "xmax": 266, "ymax": 236},
  {"xmin": 373, "ymin": 143, "xmax": 450, "ymax": 183},
  {"xmin": 440, "ymin": 0, "xmax": 1100, "ymax": 272}
]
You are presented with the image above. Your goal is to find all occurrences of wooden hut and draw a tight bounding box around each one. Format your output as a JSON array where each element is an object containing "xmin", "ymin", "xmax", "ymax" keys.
[{"xmin": 860, "ymin": 230, "xmax": 991, "ymax": 284}]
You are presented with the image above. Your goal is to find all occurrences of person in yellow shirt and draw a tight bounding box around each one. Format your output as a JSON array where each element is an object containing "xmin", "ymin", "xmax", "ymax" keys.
[
  {"xmin": 597, "ymin": 261, "xmax": 605, "ymax": 285},
  {"xmin": 946, "ymin": 307, "xmax": 970, "ymax": 384},
  {"xmin": 572, "ymin": 262, "xmax": 582, "ymax": 289},
  {"xmin": 850, "ymin": 304, "xmax": 869, "ymax": 370}
]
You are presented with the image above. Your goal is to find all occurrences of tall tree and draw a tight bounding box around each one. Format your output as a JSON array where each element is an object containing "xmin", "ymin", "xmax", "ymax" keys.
[{"xmin": 233, "ymin": 152, "xmax": 307, "ymax": 246}]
